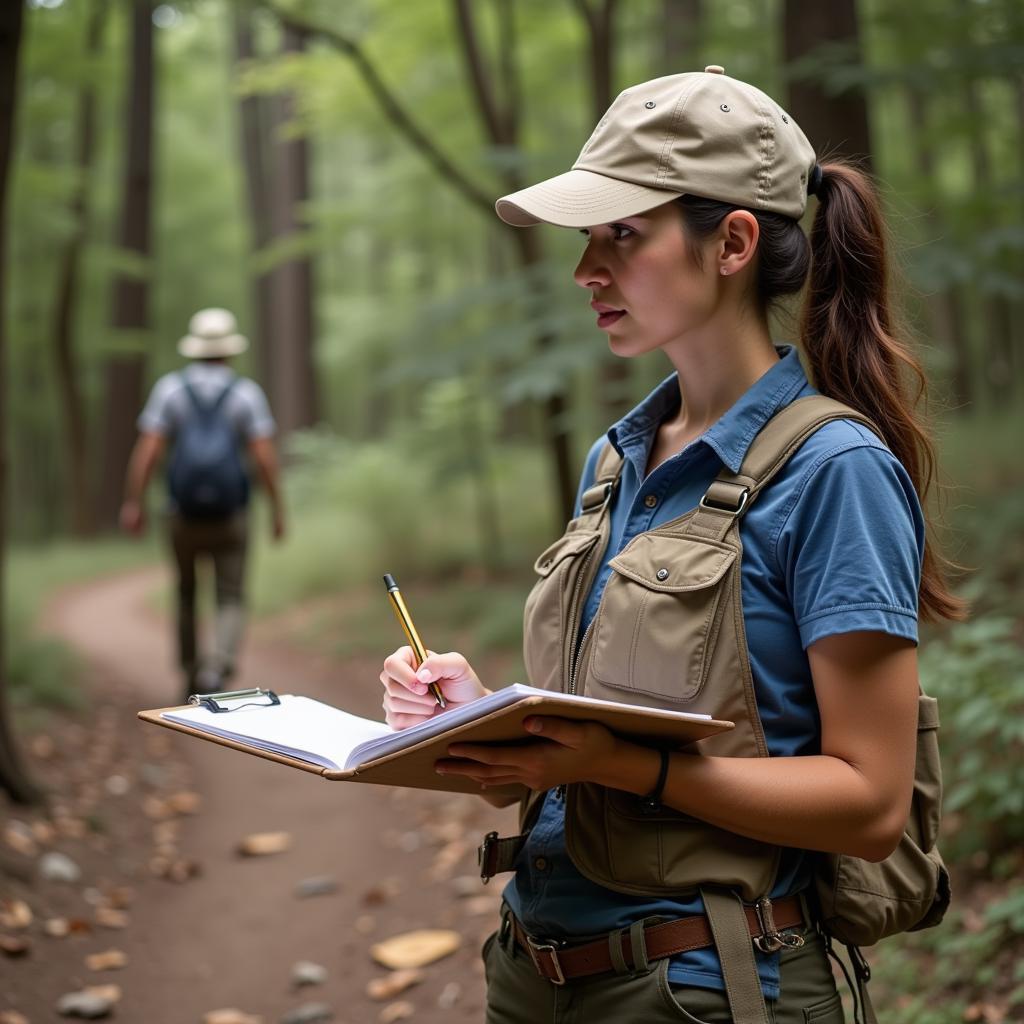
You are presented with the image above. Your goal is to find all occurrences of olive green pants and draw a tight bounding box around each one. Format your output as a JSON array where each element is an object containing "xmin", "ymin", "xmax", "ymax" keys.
[
  {"xmin": 483, "ymin": 913, "xmax": 845, "ymax": 1024},
  {"xmin": 168, "ymin": 511, "xmax": 248, "ymax": 690}
]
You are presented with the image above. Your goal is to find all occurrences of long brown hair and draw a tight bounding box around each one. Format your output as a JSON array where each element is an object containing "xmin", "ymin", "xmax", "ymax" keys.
[{"xmin": 676, "ymin": 159, "xmax": 966, "ymax": 623}]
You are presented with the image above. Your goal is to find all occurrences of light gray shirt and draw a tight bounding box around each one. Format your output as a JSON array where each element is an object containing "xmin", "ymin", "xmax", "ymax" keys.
[{"xmin": 137, "ymin": 363, "xmax": 276, "ymax": 442}]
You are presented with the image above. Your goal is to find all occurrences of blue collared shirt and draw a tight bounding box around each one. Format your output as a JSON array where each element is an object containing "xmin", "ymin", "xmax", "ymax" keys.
[{"xmin": 503, "ymin": 345, "xmax": 924, "ymax": 999}]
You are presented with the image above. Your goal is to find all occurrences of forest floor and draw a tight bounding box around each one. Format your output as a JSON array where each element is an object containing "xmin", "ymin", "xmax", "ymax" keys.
[{"xmin": 1, "ymin": 566, "xmax": 519, "ymax": 1024}]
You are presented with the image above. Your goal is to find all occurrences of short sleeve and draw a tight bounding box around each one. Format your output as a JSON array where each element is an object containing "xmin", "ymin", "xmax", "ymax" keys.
[
  {"xmin": 137, "ymin": 374, "xmax": 179, "ymax": 435},
  {"xmin": 235, "ymin": 379, "xmax": 276, "ymax": 439},
  {"xmin": 776, "ymin": 443, "xmax": 925, "ymax": 649}
]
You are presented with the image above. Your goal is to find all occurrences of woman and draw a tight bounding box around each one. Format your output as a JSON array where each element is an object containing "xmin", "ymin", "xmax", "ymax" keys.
[{"xmin": 379, "ymin": 67, "xmax": 961, "ymax": 1024}]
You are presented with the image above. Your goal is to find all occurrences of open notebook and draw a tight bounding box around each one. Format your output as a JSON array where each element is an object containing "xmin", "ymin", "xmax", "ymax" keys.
[{"xmin": 143, "ymin": 684, "xmax": 733, "ymax": 794}]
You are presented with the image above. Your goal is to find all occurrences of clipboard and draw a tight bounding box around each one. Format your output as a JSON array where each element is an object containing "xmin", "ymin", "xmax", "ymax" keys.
[{"xmin": 139, "ymin": 687, "xmax": 734, "ymax": 797}]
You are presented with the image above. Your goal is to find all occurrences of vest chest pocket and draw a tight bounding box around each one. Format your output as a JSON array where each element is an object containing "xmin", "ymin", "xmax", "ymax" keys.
[
  {"xmin": 588, "ymin": 533, "xmax": 737, "ymax": 705},
  {"xmin": 522, "ymin": 529, "xmax": 601, "ymax": 692}
]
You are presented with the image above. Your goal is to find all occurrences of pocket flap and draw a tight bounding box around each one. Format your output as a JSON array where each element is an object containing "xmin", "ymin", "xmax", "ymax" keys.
[
  {"xmin": 609, "ymin": 534, "xmax": 737, "ymax": 592},
  {"xmin": 533, "ymin": 530, "xmax": 600, "ymax": 577}
]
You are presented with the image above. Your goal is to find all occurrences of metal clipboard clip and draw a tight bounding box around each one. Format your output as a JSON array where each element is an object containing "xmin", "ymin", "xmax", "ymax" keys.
[{"xmin": 187, "ymin": 687, "xmax": 280, "ymax": 713}]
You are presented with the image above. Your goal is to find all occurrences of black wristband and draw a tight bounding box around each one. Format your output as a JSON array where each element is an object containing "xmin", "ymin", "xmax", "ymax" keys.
[{"xmin": 639, "ymin": 748, "xmax": 670, "ymax": 815}]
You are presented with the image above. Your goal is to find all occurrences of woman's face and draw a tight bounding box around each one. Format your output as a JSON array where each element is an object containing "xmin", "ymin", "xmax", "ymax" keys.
[{"xmin": 573, "ymin": 201, "xmax": 724, "ymax": 359}]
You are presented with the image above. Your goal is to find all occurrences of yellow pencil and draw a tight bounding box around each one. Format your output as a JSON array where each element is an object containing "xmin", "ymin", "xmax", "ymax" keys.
[{"xmin": 383, "ymin": 574, "xmax": 447, "ymax": 709}]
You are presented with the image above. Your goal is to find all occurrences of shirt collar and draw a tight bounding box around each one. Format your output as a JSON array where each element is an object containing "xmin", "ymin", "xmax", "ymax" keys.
[{"xmin": 607, "ymin": 345, "xmax": 809, "ymax": 475}]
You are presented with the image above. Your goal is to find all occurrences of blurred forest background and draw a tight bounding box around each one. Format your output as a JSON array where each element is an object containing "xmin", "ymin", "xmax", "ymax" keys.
[{"xmin": 1, "ymin": 0, "xmax": 1023, "ymax": 1018}]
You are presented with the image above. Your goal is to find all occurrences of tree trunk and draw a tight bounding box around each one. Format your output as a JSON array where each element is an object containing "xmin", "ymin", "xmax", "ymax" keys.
[
  {"xmin": 453, "ymin": 0, "xmax": 576, "ymax": 522},
  {"xmin": 265, "ymin": 24, "xmax": 318, "ymax": 437},
  {"xmin": 659, "ymin": 0, "xmax": 702, "ymax": 76},
  {"xmin": 97, "ymin": 0, "xmax": 155, "ymax": 529},
  {"xmin": 234, "ymin": 7, "xmax": 274, "ymax": 389},
  {"xmin": 782, "ymin": 0, "xmax": 872, "ymax": 169},
  {"xmin": 964, "ymin": 74, "xmax": 1014, "ymax": 404},
  {"xmin": 575, "ymin": 0, "xmax": 632, "ymax": 421},
  {"xmin": 52, "ymin": 0, "xmax": 107, "ymax": 537},
  {"xmin": 905, "ymin": 86, "xmax": 972, "ymax": 409},
  {"xmin": 0, "ymin": 0, "xmax": 40, "ymax": 803}
]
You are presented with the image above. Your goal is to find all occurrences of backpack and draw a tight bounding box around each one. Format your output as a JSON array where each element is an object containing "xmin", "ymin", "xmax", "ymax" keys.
[{"xmin": 167, "ymin": 376, "xmax": 249, "ymax": 519}]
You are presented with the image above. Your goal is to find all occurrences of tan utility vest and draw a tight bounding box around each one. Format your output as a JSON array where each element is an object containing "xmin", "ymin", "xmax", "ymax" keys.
[{"xmin": 520, "ymin": 396, "xmax": 879, "ymax": 904}]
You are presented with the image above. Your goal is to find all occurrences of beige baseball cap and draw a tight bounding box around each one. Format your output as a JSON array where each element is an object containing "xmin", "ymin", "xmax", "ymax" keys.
[
  {"xmin": 496, "ymin": 66, "xmax": 817, "ymax": 228},
  {"xmin": 177, "ymin": 307, "xmax": 249, "ymax": 359}
]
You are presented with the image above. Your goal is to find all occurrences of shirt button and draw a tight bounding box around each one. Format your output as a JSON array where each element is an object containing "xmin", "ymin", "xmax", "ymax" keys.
[
  {"xmin": 534, "ymin": 857, "xmax": 548, "ymax": 871},
  {"xmin": 644, "ymin": 494, "xmax": 658, "ymax": 509}
]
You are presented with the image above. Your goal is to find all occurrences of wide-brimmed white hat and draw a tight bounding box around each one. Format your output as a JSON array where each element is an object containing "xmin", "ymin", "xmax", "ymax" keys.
[{"xmin": 177, "ymin": 308, "xmax": 249, "ymax": 359}]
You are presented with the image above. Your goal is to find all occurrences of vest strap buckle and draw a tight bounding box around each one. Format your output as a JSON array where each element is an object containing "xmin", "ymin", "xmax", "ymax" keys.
[
  {"xmin": 753, "ymin": 897, "xmax": 785, "ymax": 953},
  {"xmin": 699, "ymin": 485, "xmax": 750, "ymax": 516}
]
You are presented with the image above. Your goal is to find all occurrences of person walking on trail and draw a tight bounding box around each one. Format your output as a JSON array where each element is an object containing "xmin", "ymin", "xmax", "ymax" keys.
[
  {"xmin": 379, "ymin": 67, "xmax": 963, "ymax": 1023},
  {"xmin": 120, "ymin": 307, "xmax": 285, "ymax": 698}
]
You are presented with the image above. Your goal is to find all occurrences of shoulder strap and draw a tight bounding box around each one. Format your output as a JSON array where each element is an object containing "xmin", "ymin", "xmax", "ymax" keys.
[
  {"xmin": 210, "ymin": 375, "xmax": 239, "ymax": 414},
  {"xmin": 690, "ymin": 396, "xmax": 881, "ymax": 541},
  {"xmin": 181, "ymin": 374, "xmax": 238, "ymax": 417},
  {"xmin": 578, "ymin": 440, "xmax": 624, "ymax": 515}
]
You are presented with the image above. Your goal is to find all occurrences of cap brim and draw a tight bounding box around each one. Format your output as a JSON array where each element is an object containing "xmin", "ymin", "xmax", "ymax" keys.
[
  {"xmin": 495, "ymin": 169, "xmax": 683, "ymax": 228},
  {"xmin": 177, "ymin": 334, "xmax": 249, "ymax": 359}
]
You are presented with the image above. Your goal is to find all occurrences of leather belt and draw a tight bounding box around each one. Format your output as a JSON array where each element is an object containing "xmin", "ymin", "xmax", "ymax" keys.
[{"xmin": 509, "ymin": 894, "xmax": 806, "ymax": 985}]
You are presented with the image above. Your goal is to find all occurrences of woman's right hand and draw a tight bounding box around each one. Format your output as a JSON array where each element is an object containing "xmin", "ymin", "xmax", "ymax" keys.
[{"xmin": 379, "ymin": 647, "xmax": 488, "ymax": 730}]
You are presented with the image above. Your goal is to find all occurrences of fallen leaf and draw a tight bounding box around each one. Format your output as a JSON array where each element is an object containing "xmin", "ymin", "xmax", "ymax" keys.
[
  {"xmin": 236, "ymin": 832, "xmax": 291, "ymax": 857},
  {"xmin": 202, "ymin": 1011, "xmax": 263, "ymax": 1024},
  {"xmin": 366, "ymin": 968, "xmax": 424, "ymax": 1001},
  {"xmin": 371, "ymin": 929, "xmax": 461, "ymax": 969},
  {"xmin": 378, "ymin": 1002, "xmax": 414, "ymax": 1024},
  {"xmin": 95, "ymin": 907, "xmax": 128, "ymax": 929},
  {"xmin": 437, "ymin": 981, "xmax": 461, "ymax": 1009},
  {"xmin": 104, "ymin": 886, "xmax": 133, "ymax": 909},
  {"xmin": 45, "ymin": 917, "xmax": 71, "ymax": 938},
  {"xmin": 0, "ymin": 900, "xmax": 32, "ymax": 929},
  {"xmin": 0, "ymin": 1010, "xmax": 30, "ymax": 1024},
  {"xmin": 84, "ymin": 949, "xmax": 127, "ymax": 971}
]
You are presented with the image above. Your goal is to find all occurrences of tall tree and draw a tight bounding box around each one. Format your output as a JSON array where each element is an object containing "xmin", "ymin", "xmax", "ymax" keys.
[
  {"xmin": 0, "ymin": 0, "xmax": 39, "ymax": 802},
  {"xmin": 574, "ymin": 0, "xmax": 632, "ymax": 420},
  {"xmin": 783, "ymin": 0, "xmax": 872, "ymax": 168},
  {"xmin": 265, "ymin": 23, "xmax": 319, "ymax": 435},
  {"xmin": 52, "ymin": 0, "xmax": 108, "ymax": 537},
  {"xmin": 97, "ymin": 0, "xmax": 156, "ymax": 528}
]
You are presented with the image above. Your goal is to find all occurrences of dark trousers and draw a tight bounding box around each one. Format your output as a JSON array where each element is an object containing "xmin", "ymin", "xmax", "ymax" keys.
[
  {"xmin": 168, "ymin": 512, "xmax": 248, "ymax": 686},
  {"xmin": 483, "ymin": 908, "xmax": 844, "ymax": 1024}
]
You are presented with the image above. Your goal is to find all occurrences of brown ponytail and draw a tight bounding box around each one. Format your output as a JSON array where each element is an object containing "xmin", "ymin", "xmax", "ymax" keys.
[{"xmin": 800, "ymin": 159, "xmax": 966, "ymax": 623}]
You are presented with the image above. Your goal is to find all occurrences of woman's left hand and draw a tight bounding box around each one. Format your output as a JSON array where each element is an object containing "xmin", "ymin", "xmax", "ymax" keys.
[{"xmin": 437, "ymin": 716, "xmax": 620, "ymax": 790}]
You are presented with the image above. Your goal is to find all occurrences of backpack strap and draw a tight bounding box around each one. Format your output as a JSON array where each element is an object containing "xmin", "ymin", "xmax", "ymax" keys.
[
  {"xmin": 687, "ymin": 395, "xmax": 881, "ymax": 543},
  {"xmin": 181, "ymin": 373, "xmax": 239, "ymax": 417},
  {"xmin": 577, "ymin": 440, "xmax": 624, "ymax": 516}
]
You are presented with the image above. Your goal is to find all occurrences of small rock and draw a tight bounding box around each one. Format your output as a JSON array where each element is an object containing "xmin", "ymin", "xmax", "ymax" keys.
[
  {"xmin": 40, "ymin": 852, "xmax": 82, "ymax": 884},
  {"xmin": 203, "ymin": 1011, "xmax": 263, "ymax": 1024},
  {"xmin": 371, "ymin": 929, "xmax": 461, "ymax": 969},
  {"xmin": 104, "ymin": 775, "xmax": 130, "ymax": 797},
  {"xmin": 56, "ymin": 989, "xmax": 115, "ymax": 1019},
  {"xmin": 438, "ymin": 982, "xmax": 462, "ymax": 1009},
  {"xmin": 279, "ymin": 1004, "xmax": 333, "ymax": 1024},
  {"xmin": 291, "ymin": 960, "xmax": 328, "ymax": 987},
  {"xmin": 295, "ymin": 876, "xmax": 338, "ymax": 899},
  {"xmin": 45, "ymin": 917, "xmax": 71, "ymax": 937},
  {"xmin": 0, "ymin": 933, "xmax": 30, "ymax": 956},
  {"xmin": 366, "ymin": 969, "xmax": 423, "ymax": 1001},
  {"xmin": 4, "ymin": 820, "xmax": 38, "ymax": 857},
  {"xmin": 379, "ymin": 1002, "xmax": 414, "ymax": 1024},
  {"xmin": 0, "ymin": 900, "xmax": 32, "ymax": 929},
  {"xmin": 84, "ymin": 949, "xmax": 127, "ymax": 971},
  {"xmin": 237, "ymin": 832, "xmax": 291, "ymax": 857},
  {"xmin": 167, "ymin": 790, "xmax": 201, "ymax": 815}
]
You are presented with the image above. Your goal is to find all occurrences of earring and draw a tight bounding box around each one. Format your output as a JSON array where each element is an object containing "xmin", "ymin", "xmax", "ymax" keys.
[{"xmin": 720, "ymin": 267, "xmax": 729, "ymax": 275}]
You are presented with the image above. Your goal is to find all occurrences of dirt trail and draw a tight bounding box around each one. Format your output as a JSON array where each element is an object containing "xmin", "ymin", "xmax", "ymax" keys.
[{"xmin": 8, "ymin": 566, "xmax": 516, "ymax": 1022}]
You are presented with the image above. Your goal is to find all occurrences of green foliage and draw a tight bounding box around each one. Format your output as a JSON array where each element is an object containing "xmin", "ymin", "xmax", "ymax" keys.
[{"xmin": 920, "ymin": 616, "xmax": 1024, "ymax": 860}]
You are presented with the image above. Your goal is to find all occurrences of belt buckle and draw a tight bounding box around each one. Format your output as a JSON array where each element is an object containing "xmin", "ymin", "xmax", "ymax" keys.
[
  {"xmin": 478, "ymin": 831, "xmax": 499, "ymax": 884},
  {"xmin": 753, "ymin": 897, "xmax": 805, "ymax": 953},
  {"xmin": 526, "ymin": 934, "xmax": 566, "ymax": 986}
]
